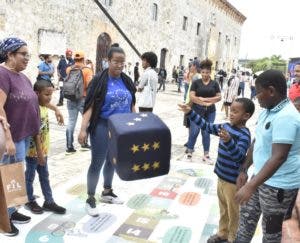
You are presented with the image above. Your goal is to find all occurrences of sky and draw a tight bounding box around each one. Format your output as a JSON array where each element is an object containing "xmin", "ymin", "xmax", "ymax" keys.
[{"xmin": 227, "ymin": 0, "xmax": 299, "ymax": 60}]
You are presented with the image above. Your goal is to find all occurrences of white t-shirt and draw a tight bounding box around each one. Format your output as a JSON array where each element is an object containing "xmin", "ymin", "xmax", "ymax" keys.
[{"xmin": 138, "ymin": 67, "xmax": 158, "ymax": 108}]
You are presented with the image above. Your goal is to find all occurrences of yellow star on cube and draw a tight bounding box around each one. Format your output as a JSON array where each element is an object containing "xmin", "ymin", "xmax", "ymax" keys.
[
  {"xmin": 142, "ymin": 163, "xmax": 150, "ymax": 171},
  {"xmin": 152, "ymin": 161, "xmax": 160, "ymax": 170},
  {"xmin": 152, "ymin": 141, "xmax": 160, "ymax": 150},
  {"xmin": 131, "ymin": 144, "xmax": 139, "ymax": 154},
  {"xmin": 132, "ymin": 164, "xmax": 140, "ymax": 172},
  {"xmin": 142, "ymin": 143, "xmax": 150, "ymax": 152}
]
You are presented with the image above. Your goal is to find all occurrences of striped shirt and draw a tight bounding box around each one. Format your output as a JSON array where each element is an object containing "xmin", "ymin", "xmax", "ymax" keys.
[{"xmin": 188, "ymin": 110, "xmax": 251, "ymax": 184}]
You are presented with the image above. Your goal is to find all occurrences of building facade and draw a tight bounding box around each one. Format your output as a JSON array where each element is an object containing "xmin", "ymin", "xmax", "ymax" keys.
[{"xmin": 0, "ymin": 0, "xmax": 245, "ymax": 80}]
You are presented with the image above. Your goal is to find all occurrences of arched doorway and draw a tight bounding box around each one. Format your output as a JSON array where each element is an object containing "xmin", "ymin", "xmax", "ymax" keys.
[
  {"xmin": 160, "ymin": 48, "xmax": 168, "ymax": 68},
  {"xmin": 96, "ymin": 32, "xmax": 112, "ymax": 73}
]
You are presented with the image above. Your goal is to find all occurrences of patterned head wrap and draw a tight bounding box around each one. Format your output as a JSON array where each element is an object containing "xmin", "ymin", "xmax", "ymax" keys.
[{"xmin": 0, "ymin": 37, "xmax": 27, "ymax": 63}]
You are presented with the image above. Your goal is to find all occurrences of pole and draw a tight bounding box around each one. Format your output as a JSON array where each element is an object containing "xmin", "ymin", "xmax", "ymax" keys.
[{"xmin": 93, "ymin": 0, "xmax": 141, "ymax": 57}]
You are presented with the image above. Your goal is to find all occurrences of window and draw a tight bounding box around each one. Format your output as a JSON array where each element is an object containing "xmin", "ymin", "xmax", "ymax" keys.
[
  {"xmin": 225, "ymin": 35, "xmax": 230, "ymax": 44},
  {"xmin": 152, "ymin": 3, "xmax": 158, "ymax": 21},
  {"xmin": 104, "ymin": 0, "xmax": 112, "ymax": 6},
  {"xmin": 196, "ymin": 22, "xmax": 201, "ymax": 35},
  {"xmin": 183, "ymin": 16, "xmax": 188, "ymax": 31},
  {"xmin": 180, "ymin": 55, "xmax": 184, "ymax": 66},
  {"xmin": 218, "ymin": 32, "xmax": 222, "ymax": 43},
  {"xmin": 38, "ymin": 29, "xmax": 66, "ymax": 55},
  {"xmin": 234, "ymin": 37, "xmax": 237, "ymax": 46}
]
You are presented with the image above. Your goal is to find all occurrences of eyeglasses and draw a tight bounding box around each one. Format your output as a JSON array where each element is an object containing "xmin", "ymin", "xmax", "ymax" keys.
[{"xmin": 15, "ymin": 52, "xmax": 31, "ymax": 59}]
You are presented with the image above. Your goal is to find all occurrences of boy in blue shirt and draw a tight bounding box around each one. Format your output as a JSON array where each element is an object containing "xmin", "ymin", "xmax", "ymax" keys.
[
  {"xmin": 179, "ymin": 97, "xmax": 255, "ymax": 243},
  {"xmin": 235, "ymin": 70, "xmax": 300, "ymax": 243}
]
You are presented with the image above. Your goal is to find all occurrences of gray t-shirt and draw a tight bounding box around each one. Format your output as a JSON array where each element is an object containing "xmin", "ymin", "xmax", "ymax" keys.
[{"xmin": 0, "ymin": 66, "xmax": 40, "ymax": 142}]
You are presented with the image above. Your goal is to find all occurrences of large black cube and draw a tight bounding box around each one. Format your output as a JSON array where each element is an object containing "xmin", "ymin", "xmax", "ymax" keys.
[{"xmin": 108, "ymin": 113, "xmax": 171, "ymax": 181}]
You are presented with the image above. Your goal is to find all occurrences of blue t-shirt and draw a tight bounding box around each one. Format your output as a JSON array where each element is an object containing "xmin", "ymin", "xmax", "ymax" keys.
[
  {"xmin": 100, "ymin": 76, "xmax": 132, "ymax": 119},
  {"xmin": 253, "ymin": 99, "xmax": 300, "ymax": 189},
  {"xmin": 38, "ymin": 61, "xmax": 53, "ymax": 81}
]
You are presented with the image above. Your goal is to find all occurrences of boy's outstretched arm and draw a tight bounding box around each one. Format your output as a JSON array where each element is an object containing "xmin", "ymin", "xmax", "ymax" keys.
[
  {"xmin": 178, "ymin": 104, "xmax": 221, "ymax": 135},
  {"xmin": 220, "ymin": 128, "xmax": 251, "ymax": 162}
]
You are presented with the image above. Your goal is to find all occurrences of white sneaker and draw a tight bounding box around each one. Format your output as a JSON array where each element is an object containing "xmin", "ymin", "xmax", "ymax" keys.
[
  {"xmin": 85, "ymin": 196, "xmax": 99, "ymax": 217},
  {"xmin": 100, "ymin": 189, "xmax": 124, "ymax": 204},
  {"xmin": 203, "ymin": 155, "xmax": 214, "ymax": 165}
]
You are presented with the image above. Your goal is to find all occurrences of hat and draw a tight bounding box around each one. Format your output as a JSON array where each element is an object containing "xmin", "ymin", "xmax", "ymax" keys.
[
  {"xmin": 74, "ymin": 51, "xmax": 85, "ymax": 60},
  {"xmin": 65, "ymin": 49, "xmax": 72, "ymax": 55}
]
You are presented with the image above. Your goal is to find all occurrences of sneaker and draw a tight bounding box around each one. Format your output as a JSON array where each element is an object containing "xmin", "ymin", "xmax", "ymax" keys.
[
  {"xmin": 25, "ymin": 201, "xmax": 43, "ymax": 214},
  {"xmin": 11, "ymin": 211, "xmax": 31, "ymax": 224},
  {"xmin": 80, "ymin": 143, "xmax": 91, "ymax": 151},
  {"xmin": 185, "ymin": 148, "xmax": 193, "ymax": 159},
  {"xmin": 100, "ymin": 189, "xmax": 124, "ymax": 204},
  {"xmin": 43, "ymin": 201, "xmax": 66, "ymax": 214},
  {"xmin": 56, "ymin": 102, "xmax": 63, "ymax": 106},
  {"xmin": 3, "ymin": 221, "xmax": 19, "ymax": 237},
  {"xmin": 85, "ymin": 196, "xmax": 99, "ymax": 217},
  {"xmin": 65, "ymin": 148, "xmax": 76, "ymax": 155},
  {"xmin": 203, "ymin": 155, "xmax": 214, "ymax": 165}
]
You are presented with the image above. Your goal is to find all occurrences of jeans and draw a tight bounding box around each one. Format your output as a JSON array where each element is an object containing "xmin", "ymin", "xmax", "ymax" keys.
[
  {"xmin": 66, "ymin": 98, "xmax": 85, "ymax": 149},
  {"xmin": 1, "ymin": 138, "xmax": 30, "ymax": 217},
  {"xmin": 178, "ymin": 78, "xmax": 183, "ymax": 92},
  {"xmin": 238, "ymin": 82, "xmax": 245, "ymax": 97},
  {"xmin": 87, "ymin": 119, "xmax": 115, "ymax": 196},
  {"xmin": 25, "ymin": 156, "xmax": 53, "ymax": 203},
  {"xmin": 157, "ymin": 78, "xmax": 166, "ymax": 91},
  {"xmin": 59, "ymin": 87, "xmax": 64, "ymax": 104},
  {"xmin": 250, "ymin": 86, "xmax": 256, "ymax": 100},
  {"xmin": 187, "ymin": 110, "xmax": 216, "ymax": 153},
  {"xmin": 183, "ymin": 82, "xmax": 189, "ymax": 102}
]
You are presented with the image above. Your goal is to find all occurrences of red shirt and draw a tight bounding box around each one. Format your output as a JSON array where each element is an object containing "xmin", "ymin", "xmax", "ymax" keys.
[{"xmin": 289, "ymin": 82, "xmax": 300, "ymax": 101}]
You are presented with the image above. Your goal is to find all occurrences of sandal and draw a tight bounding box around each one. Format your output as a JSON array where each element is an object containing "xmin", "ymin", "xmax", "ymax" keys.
[{"xmin": 207, "ymin": 234, "xmax": 228, "ymax": 243}]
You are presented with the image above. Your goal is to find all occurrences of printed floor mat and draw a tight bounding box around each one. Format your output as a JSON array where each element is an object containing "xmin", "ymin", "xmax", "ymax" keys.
[{"xmin": 0, "ymin": 161, "xmax": 262, "ymax": 243}]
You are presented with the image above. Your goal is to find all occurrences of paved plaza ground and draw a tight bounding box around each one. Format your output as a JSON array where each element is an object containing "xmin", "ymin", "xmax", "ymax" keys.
[{"xmin": 0, "ymin": 83, "xmax": 299, "ymax": 242}]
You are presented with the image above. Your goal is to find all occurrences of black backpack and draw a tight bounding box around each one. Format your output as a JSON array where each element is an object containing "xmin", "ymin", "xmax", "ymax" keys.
[{"xmin": 63, "ymin": 67, "xmax": 84, "ymax": 101}]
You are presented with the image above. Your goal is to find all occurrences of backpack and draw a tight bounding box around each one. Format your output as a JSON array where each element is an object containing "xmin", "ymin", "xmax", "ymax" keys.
[{"xmin": 63, "ymin": 67, "xmax": 84, "ymax": 101}]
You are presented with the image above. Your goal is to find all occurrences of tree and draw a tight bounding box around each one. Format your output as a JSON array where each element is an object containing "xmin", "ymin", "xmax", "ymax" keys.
[{"xmin": 246, "ymin": 55, "xmax": 287, "ymax": 73}]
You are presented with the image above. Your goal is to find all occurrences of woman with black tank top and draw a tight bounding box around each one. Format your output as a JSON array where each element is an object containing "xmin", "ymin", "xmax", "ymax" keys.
[{"xmin": 186, "ymin": 59, "xmax": 221, "ymax": 164}]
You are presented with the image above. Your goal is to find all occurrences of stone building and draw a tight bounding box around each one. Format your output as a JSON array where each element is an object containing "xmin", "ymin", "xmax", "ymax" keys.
[{"xmin": 0, "ymin": 0, "xmax": 245, "ymax": 80}]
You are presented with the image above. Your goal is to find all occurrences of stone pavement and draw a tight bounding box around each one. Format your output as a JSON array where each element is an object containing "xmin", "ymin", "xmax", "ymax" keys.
[
  {"xmin": 42, "ymin": 82, "xmax": 300, "ymax": 242},
  {"xmin": 1, "ymin": 82, "xmax": 299, "ymax": 242},
  {"xmin": 45, "ymin": 83, "xmax": 259, "ymax": 189}
]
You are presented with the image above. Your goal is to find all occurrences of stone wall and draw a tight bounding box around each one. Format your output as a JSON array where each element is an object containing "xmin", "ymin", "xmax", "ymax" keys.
[{"xmin": 0, "ymin": 0, "xmax": 245, "ymax": 81}]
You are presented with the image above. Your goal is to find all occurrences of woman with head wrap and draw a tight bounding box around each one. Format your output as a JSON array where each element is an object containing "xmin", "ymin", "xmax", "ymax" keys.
[{"xmin": 0, "ymin": 37, "xmax": 40, "ymax": 237}]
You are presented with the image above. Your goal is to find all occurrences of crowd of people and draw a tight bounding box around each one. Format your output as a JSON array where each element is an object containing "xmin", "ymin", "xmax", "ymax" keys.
[{"xmin": 0, "ymin": 36, "xmax": 300, "ymax": 243}]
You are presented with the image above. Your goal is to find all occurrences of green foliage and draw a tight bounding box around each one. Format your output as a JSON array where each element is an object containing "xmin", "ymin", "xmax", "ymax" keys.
[{"xmin": 246, "ymin": 55, "xmax": 287, "ymax": 73}]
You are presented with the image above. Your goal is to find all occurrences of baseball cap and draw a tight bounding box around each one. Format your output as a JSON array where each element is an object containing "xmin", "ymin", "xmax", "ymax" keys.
[{"xmin": 73, "ymin": 50, "xmax": 85, "ymax": 60}]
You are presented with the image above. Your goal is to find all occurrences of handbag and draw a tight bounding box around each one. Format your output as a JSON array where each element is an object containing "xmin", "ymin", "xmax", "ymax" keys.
[
  {"xmin": 0, "ymin": 161, "xmax": 28, "ymax": 208},
  {"xmin": 0, "ymin": 161, "xmax": 28, "ymax": 233},
  {"xmin": 138, "ymin": 76, "xmax": 153, "ymax": 108}
]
